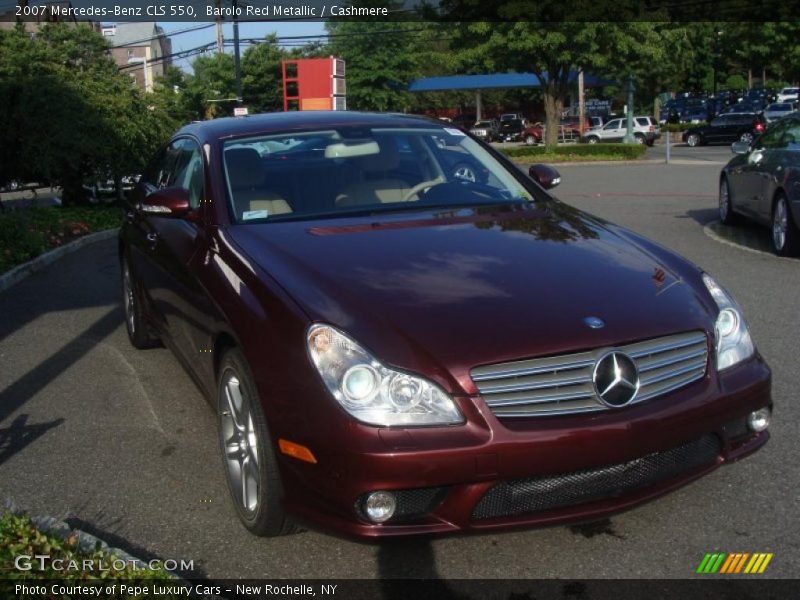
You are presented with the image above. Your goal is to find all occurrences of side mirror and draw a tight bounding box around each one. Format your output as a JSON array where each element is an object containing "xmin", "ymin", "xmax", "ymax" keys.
[
  {"xmin": 731, "ymin": 141, "xmax": 751, "ymax": 155},
  {"xmin": 139, "ymin": 187, "xmax": 191, "ymax": 217},
  {"xmin": 528, "ymin": 164, "xmax": 561, "ymax": 189}
]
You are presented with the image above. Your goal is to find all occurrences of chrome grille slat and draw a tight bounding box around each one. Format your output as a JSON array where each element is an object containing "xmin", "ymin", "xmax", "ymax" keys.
[{"xmin": 472, "ymin": 331, "xmax": 708, "ymax": 418}]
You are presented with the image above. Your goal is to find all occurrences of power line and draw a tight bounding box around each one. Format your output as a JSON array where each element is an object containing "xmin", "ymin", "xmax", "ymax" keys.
[{"xmin": 109, "ymin": 23, "xmax": 215, "ymax": 48}]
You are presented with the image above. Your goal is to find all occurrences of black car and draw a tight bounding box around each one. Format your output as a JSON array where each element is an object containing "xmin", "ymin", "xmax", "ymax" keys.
[
  {"xmin": 499, "ymin": 118, "xmax": 524, "ymax": 142},
  {"xmin": 720, "ymin": 114, "xmax": 800, "ymax": 256},
  {"xmin": 683, "ymin": 113, "xmax": 766, "ymax": 147}
]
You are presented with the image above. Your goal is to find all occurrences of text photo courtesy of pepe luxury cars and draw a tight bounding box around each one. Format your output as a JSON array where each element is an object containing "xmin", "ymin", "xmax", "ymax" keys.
[{"xmin": 0, "ymin": 2, "xmax": 797, "ymax": 593}]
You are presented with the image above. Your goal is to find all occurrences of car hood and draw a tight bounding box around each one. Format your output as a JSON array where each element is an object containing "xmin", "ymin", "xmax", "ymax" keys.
[{"xmin": 228, "ymin": 203, "xmax": 714, "ymax": 394}]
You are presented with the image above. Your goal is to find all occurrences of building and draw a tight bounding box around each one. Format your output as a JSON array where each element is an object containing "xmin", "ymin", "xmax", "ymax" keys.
[{"xmin": 102, "ymin": 22, "xmax": 171, "ymax": 93}]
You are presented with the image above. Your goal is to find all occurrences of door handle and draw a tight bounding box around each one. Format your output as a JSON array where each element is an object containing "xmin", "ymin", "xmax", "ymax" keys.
[{"xmin": 146, "ymin": 233, "xmax": 158, "ymax": 248}]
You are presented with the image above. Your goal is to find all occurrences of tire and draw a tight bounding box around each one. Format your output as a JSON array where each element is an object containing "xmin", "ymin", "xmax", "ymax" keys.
[
  {"xmin": 634, "ymin": 133, "xmax": 645, "ymax": 145},
  {"xmin": 586, "ymin": 136, "xmax": 599, "ymax": 144},
  {"xmin": 740, "ymin": 132, "xmax": 754, "ymax": 144},
  {"xmin": 771, "ymin": 193, "xmax": 800, "ymax": 257},
  {"xmin": 686, "ymin": 133, "xmax": 700, "ymax": 147},
  {"xmin": 121, "ymin": 255, "xmax": 159, "ymax": 349},
  {"xmin": 217, "ymin": 347, "xmax": 301, "ymax": 537},
  {"xmin": 646, "ymin": 139, "xmax": 655, "ymax": 147},
  {"xmin": 718, "ymin": 176, "xmax": 738, "ymax": 225},
  {"xmin": 524, "ymin": 135, "xmax": 537, "ymax": 146}
]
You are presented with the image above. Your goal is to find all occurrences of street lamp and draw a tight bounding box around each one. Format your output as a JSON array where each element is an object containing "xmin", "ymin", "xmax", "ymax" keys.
[{"xmin": 622, "ymin": 75, "xmax": 636, "ymax": 144}]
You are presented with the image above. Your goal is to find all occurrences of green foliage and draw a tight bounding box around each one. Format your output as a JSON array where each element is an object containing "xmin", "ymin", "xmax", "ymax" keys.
[
  {"xmin": 500, "ymin": 143, "xmax": 647, "ymax": 161},
  {"xmin": 0, "ymin": 511, "xmax": 173, "ymax": 581},
  {"xmin": 0, "ymin": 206, "xmax": 121, "ymax": 274},
  {"xmin": 661, "ymin": 122, "xmax": 708, "ymax": 132},
  {"xmin": 0, "ymin": 24, "xmax": 174, "ymax": 204}
]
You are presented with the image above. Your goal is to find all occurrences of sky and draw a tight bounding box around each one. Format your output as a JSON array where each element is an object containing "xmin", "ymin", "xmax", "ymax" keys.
[{"xmin": 159, "ymin": 21, "xmax": 326, "ymax": 72}]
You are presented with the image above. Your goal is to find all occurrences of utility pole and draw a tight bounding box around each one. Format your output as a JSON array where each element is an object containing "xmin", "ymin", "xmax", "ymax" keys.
[
  {"xmin": 578, "ymin": 69, "xmax": 585, "ymax": 140},
  {"xmin": 232, "ymin": 0, "xmax": 243, "ymax": 105},
  {"xmin": 215, "ymin": 0, "xmax": 224, "ymax": 54},
  {"xmin": 622, "ymin": 75, "xmax": 636, "ymax": 144}
]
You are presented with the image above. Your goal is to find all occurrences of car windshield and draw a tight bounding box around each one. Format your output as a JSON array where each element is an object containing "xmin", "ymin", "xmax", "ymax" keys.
[
  {"xmin": 222, "ymin": 126, "xmax": 535, "ymax": 223},
  {"xmin": 474, "ymin": 121, "xmax": 494, "ymax": 127},
  {"xmin": 768, "ymin": 103, "xmax": 791, "ymax": 111}
]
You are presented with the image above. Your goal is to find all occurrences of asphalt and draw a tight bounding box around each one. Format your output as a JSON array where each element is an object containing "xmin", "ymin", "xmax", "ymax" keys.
[{"xmin": 1, "ymin": 146, "xmax": 798, "ymax": 580}]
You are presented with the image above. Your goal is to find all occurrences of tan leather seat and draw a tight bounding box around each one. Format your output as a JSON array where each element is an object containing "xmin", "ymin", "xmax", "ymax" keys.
[
  {"xmin": 336, "ymin": 139, "xmax": 411, "ymax": 206},
  {"xmin": 225, "ymin": 148, "xmax": 292, "ymax": 217}
]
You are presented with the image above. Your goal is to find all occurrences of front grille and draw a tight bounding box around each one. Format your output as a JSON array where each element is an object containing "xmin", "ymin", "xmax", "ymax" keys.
[
  {"xmin": 472, "ymin": 434, "xmax": 721, "ymax": 520},
  {"xmin": 471, "ymin": 330, "xmax": 709, "ymax": 418}
]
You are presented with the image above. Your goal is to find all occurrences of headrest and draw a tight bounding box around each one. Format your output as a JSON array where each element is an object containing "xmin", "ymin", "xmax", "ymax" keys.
[
  {"xmin": 225, "ymin": 148, "xmax": 263, "ymax": 190},
  {"xmin": 357, "ymin": 137, "xmax": 400, "ymax": 172}
]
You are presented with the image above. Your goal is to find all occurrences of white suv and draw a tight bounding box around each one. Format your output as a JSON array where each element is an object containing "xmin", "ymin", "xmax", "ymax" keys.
[
  {"xmin": 583, "ymin": 116, "xmax": 661, "ymax": 146},
  {"xmin": 777, "ymin": 87, "xmax": 799, "ymax": 103}
]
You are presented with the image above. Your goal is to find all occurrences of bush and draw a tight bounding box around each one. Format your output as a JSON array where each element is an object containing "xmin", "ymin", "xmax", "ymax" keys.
[
  {"xmin": 661, "ymin": 122, "xmax": 708, "ymax": 132},
  {"xmin": 500, "ymin": 143, "xmax": 647, "ymax": 161},
  {"xmin": 0, "ymin": 205, "xmax": 121, "ymax": 274},
  {"xmin": 0, "ymin": 511, "xmax": 173, "ymax": 582}
]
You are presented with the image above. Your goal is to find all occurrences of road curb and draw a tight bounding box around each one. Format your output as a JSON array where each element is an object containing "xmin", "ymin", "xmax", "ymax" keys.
[
  {"xmin": 0, "ymin": 228, "xmax": 118, "ymax": 294},
  {"xmin": 515, "ymin": 159, "xmax": 725, "ymax": 168}
]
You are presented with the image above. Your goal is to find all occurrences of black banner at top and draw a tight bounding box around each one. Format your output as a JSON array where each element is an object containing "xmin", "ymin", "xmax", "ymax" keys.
[{"xmin": 2, "ymin": 0, "xmax": 800, "ymax": 22}]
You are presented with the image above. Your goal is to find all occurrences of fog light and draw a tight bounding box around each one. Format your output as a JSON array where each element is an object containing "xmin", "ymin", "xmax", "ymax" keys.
[
  {"xmin": 747, "ymin": 408, "xmax": 771, "ymax": 432},
  {"xmin": 364, "ymin": 491, "xmax": 396, "ymax": 523}
]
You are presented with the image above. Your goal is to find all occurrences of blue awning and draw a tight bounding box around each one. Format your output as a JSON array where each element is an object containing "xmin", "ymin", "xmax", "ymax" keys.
[{"xmin": 408, "ymin": 72, "xmax": 615, "ymax": 92}]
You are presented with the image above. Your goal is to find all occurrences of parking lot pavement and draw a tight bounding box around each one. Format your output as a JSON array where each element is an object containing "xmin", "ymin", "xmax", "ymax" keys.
[{"xmin": 1, "ymin": 154, "xmax": 797, "ymax": 580}]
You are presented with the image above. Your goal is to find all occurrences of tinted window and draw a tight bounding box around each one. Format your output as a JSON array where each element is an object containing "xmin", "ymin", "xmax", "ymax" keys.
[
  {"xmin": 172, "ymin": 139, "xmax": 204, "ymax": 209},
  {"xmin": 710, "ymin": 116, "xmax": 727, "ymax": 127},
  {"xmin": 604, "ymin": 119, "xmax": 621, "ymax": 129},
  {"xmin": 635, "ymin": 117, "xmax": 650, "ymax": 127},
  {"xmin": 155, "ymin": 142, "xmax": 182, "ymax": 189}
]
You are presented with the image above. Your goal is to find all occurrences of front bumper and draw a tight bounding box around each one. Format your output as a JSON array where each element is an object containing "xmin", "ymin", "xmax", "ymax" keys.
[{"xmin": 279, "ymin": 356, "xmax": 771, "ymax": 539}]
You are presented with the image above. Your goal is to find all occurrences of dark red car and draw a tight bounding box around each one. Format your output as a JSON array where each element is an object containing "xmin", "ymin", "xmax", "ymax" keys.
[{"xmin": 120, "ymin": 111, "xmax": 771, "ymax": 539}]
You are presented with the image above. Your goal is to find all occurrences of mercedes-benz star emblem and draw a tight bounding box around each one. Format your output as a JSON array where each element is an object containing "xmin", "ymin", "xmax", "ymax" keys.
[
  {"xmin": 592, "ymin": 351, "xmax": 640, "ymax": 407},
  {"xmin": 584, "ymin": 316, "xmax": 605, "ymax": 329}
]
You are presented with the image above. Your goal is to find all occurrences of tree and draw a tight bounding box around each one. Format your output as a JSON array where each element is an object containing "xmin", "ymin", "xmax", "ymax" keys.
[
  {"xmin": 0, "ymin": 23, "xmax": 173, "ymax": 203},
  {"xmin": 241, "ymin": 34, "xmax": 285, "ymax": 113},
  {"xmin": 449, "ymin": 21, "xmax": 671, "ymax": 147}
]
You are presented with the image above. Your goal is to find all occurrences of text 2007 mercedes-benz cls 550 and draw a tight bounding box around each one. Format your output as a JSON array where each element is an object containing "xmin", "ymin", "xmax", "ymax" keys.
[{"xmin": 119, "ymin": 111, "xmax": 771, "ymax": 539}]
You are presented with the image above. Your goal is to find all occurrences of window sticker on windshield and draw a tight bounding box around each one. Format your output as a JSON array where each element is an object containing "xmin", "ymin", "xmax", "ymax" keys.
[
  {"xmin": 444, "ymin": 128, "xmax": 466, "ymax": 136},
  {"xmin": 242, "ymin": 209, "xmax": 269, "ymax": 221}
]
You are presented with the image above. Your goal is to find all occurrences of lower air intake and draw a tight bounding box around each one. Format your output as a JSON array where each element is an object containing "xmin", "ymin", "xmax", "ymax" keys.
[{"xmin": 472, "ymin": 435, "xmax": 720, "ymax": 520}]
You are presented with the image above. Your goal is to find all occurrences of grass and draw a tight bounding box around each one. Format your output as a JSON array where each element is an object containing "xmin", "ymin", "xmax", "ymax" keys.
[
  {"xmin": 661, "ymin": 122, "xmax": 708, "ymax": 132},
  {"xmin": 0, "ymin": 205, "xmax": 121, "ymax": 274},
  {"xmin": 500, "ymin": 143, "xmax": 647, "ymax": 162},
  {"xmin": 0, "ymin": 511, "xmax": 173, "ymax": 582}
]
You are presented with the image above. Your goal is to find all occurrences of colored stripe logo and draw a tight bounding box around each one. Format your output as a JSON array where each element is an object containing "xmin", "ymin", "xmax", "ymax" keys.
[{"xmin": 697, "ymin": 552, "xmax": 773, "ymax": 574}]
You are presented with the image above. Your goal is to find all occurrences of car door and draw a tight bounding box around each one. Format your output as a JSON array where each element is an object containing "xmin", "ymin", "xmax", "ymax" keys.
[
  {"xmin": 754, "ymin": 119, "xmax": 795, "ymax": 223},
  {"xmin": 130, "ymin": 137, "xmax": 213, "ymax": 370},
  {"xmin": 735, "ymin": 122, "xmax": 786, "ymax": 219},
  {"xmin": 704, "ymin": 116, "xmax": 727, "ymax": 144},
  {"xmin": 600, "ymin": 119, "xmax": 623, "ymax": 142}
]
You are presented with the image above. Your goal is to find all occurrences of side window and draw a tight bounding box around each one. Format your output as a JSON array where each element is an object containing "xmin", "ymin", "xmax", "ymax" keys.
[
  {"xmin": 710, "ymin": 116, "xmax": 726, "ymax": 127},
  {"xmin": 604, "ymin": 119, "xmax": 620, "ymax": 130},
  {"xmin": 171, "ymin": 139, "xmax": 204, "ymax": 209},
  {"xmin": 154, "ymin": 141, "xmax": 182, "ymax": 189},
  {"xmin": 635, "ymin": 117, "xmax": 648, "ymax": 127}
]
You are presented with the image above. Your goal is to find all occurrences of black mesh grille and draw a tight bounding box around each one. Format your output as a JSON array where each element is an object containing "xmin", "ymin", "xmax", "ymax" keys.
[
  {"xmin": 472, "ymin": 435, "xmax": 721, "ymax": 520},
  {"xmin": 357, "ymin": 487, "xmax": 448, "ymax": 523}
]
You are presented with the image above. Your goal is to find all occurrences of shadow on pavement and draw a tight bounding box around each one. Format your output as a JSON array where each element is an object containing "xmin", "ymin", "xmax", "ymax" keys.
[{"xmin": 0, "ymin": 414, "xmax": 64, "ymax": 467}]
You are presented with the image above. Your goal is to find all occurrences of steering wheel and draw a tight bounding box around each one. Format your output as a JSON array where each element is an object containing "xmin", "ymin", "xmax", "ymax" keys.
[{"xmin": 401, "ymin": 176, "xmax": 445, "ymax": 202}]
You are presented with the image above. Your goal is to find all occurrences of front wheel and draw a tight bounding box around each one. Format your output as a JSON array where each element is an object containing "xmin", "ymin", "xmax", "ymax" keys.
[
  {"xmin": 586, "ymin": 136, "xmax": 599, "ymax": 144},
  {"xmin": 771, "ymin": 194, "xmax": 800, "ymax": 256},
  {"xmin": 718, "ymin": 177, "xmax": 738, "ymax": 225},
  {"xmin": 740, "ymin": 132, "xmax": 754, "ymax": 144},
  {"xmin": 686, "ymin": 133, "xmax": 700, "ymax": 147},
  {"xmin": 524, "ymin": 135, "xmax": 537, "ymax": 146},
  {"xmin": 218, "ymin": 348, "xmax": 301, "ymax": 537}
]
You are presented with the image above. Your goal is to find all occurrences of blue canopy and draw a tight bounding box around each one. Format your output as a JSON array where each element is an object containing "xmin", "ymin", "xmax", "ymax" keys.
[{"xmin": 408, "ymin": 72, "xmax": 615, "ymax": 92}]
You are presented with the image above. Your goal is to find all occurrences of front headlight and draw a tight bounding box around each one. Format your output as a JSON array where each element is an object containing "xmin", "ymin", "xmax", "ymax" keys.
[
  {"xmin": 702, "ymin": 274, "xmax": 755, "ymax": 370},
  {"xmin": 306, "ymin": 324, "xmax": 464, "ymax": 426}
]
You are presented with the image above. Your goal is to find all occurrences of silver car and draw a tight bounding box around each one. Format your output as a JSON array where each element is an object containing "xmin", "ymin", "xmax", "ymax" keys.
[
  {"xmin": 720, "ymin": 114, "xmax": 800, "ymax": 256},
  {"xmin": 763, "ymin": 102, "xmax": 795, "ymax": 122}
]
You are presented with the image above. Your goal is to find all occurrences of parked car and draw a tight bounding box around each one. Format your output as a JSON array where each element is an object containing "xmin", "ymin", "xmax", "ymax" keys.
[
  {"xmin": 776, "ymin": 87, "xmax": 798, "ymax": 103},
  {"xmin": 498, "ymin": 118, "xmax": 525, "ymax": 142},
  {"xmin": 469, "ymin": 119, "xmax": 499, "ymax": 142},
  {"xmin": 720, "ymin": 114, "xmax": 800, "ymax": 255},
  {"xmin": 683, "ymin": 113, "xmax": 766, "ymax": 147},
  {"xmin": 583, "ymin": 116, "xmax": 660, "ymax": 146},
  {"xmin": 499, "ymin": 113, "xmax": 525, "ymax": 122},
  {"xmin": 521, "ymin": 122, "xmax": 543, "ymax": 145},
  {"xmin": 121, "ymin": 111, "xmax": 771, "ymax": 539},
  {"xmin": 763, "ymin": 102, "xmax": 795, "ymax": 122}
]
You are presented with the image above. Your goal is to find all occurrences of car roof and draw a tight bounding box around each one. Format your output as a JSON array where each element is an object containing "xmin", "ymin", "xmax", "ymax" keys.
[{"xmin": 176, "ymin": 111, "xmax": 446, "ymax": 143}]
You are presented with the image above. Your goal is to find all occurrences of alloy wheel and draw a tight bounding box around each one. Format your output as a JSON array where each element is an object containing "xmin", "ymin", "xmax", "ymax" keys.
[
  {"xmin": 687, "ymin": 134, "xmax": 699, "ymax": 147},
  {"xmin": 719, "ymin": 180, "xmax": 730, "ymax": 222},
  {"xmin": 773, "ymin": 197, "xmax": 788, "ymax": 252},
  {"xmin": 220, "ymin": 372, "xmax": 261, "ymax": 515},
  {"xmin": 122, "ymin": 262, "xmax": 136, "ymax": 335},
  {"xmin": 740, "ymin": 132, "xmax": 754, "ymax": 144}
]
